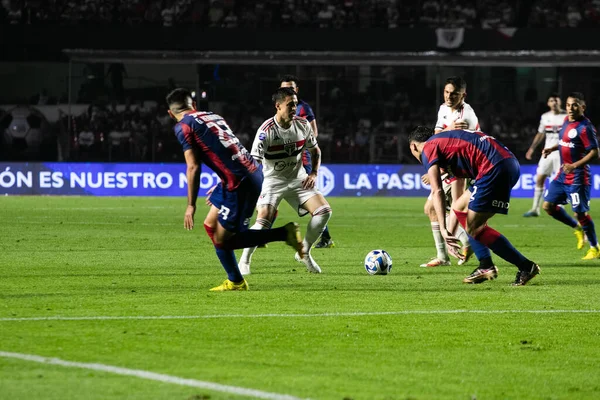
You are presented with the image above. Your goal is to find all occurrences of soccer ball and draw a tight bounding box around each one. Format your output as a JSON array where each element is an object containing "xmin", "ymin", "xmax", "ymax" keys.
[
  {"xmin": 1, "ymin": 106, "xmax": 51, "ymax": 158},
  {"xmin": 364, "ymin": 249, "xmax": 393, "ymax": 275}
]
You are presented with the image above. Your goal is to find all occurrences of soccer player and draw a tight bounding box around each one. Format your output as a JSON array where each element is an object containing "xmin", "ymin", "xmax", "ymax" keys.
[
  {"xmin": 167, "ymin": 88, "xmax": 304, "ymax": 291},
  {"xmin": 421, "ymin": 76, "xmax": 479, "ymax": 268},
  {"xmin": 542, "ymin": 92, "xmax": 600, "ymax": 259},
  {"xmin": 409, "ymin": 126, "xmax": 540, "ymax": 286},
  {"xmin": 280, "ymin": 74, "xmax": 335, "ymax": 249},
  {"xmin": 238, "ymin": 87, "xmax": 332, "ymax": 275},
  {"xmin": 523, "ymin": 93, "xmax": 567, "ymax": 217}
]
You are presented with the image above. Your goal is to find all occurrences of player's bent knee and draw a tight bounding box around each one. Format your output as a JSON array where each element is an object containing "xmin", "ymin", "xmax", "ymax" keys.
[{"xmin": 542, "ymin": 202, "xmax": 554, "ymax": 214}]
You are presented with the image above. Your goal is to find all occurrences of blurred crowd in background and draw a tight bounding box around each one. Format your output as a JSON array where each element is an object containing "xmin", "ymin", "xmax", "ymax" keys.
[
  {"xmin": 2, "ymin": 0, "xmax": 600, "ymax": 28},
  {"xmin": 2, "ymin": 63, "xmax": 584, "ymax": 164}
]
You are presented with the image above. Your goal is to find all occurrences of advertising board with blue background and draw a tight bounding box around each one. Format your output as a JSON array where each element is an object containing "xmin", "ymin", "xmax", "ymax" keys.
[{"xmin": 1, "ymin": 162, "xmax": 598, "ymax": 198}]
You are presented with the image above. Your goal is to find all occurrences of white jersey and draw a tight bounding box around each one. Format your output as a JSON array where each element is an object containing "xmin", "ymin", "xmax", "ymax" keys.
[
  {"xmin": 251, "ymin": 116, "xmax": 317, "ymax": 181},
  {"xmin": 435, "ymin": 102, "xmax": 479, "ymax": 132},
  {"xmin": 537, "ymin": 111, "xmax": 567, "ymax": 148}
]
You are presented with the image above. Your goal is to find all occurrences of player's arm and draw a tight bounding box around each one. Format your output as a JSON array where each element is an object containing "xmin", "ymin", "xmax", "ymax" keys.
[
  {"xmin": 303, "ymin": 145, "xmax": 321, "ymax": 189},
  {"xmin": 309, "ymin": 119, "xmax": 318, "ymax": 138},
  {"xmin": 427, "ymin": 164, "xmax": 461, "ymax": 250},
  {"xmin": 563, "ymin": 148, "xmax": 599, "ymax": 174},
  {"xmin": 526, "ymin": 132, "xmax": 546, "ymax": 160},
  {"xmin": 184, "ymin": 149, "xmax": 200, "ymax": 230},
  {"xmin": 542, "ymin": 144, "xmax": 559, "ymax": 158}
]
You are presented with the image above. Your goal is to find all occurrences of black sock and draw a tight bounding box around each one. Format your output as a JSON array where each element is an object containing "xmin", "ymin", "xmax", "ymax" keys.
[
  {"xmin": 517, "ymin": 259, "xmax": 534, "ymax": 272},
  {"xmin": 479, "ymin": 256, "xmax": 494, "ymax": 269},
  {"xmin": 223, "ymin": 227, "xmax": 287, "ymax": 250}
]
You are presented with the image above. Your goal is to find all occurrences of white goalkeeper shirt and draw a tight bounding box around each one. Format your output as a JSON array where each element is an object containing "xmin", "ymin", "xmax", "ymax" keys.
[{"xmin": 251, "ymin": 116, "xmax": 317, "ymax": 181}]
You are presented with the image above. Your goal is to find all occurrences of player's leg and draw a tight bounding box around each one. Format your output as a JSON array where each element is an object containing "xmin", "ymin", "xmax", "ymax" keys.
[
  {"xmin": 420, "ymin": 195, "xmax": 451, "ymax": 267},
  {"xmin": 306, "ymin": 149, "xmax": 335, "ymax": 249},
  {"xmin": 238, "ymin": 204, "xmax": 277, "ymax": 275},
  {"xmin": 206, "ymin": 177, "xmax": 303, "ymax": 291},
  {"xmin": 525, "ymin": 159, "xmax": 550, "ymax": 217},
  {"xmin": 542, "ymin": 181, "xmax": 584, "ymax": 249},
  {"xmin": 570, "ymin": 185, "xmax": 599, "ymax": 260},
  {"xmin": 451, "ymin": 190, "xmax": 496, "ymax": 282},
  {"xmin": 290, "ymin": 188, "xmax": 332, "ymax": 273},
  {"xmin": 450, "ymin": 177, "xmax": 473, "ymax": 265},
  {"xmin": 461, "ymin": 159, "xmax": 539, "ymax": 285}
]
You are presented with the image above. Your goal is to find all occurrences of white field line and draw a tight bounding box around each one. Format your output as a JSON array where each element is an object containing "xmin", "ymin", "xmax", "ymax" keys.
[
  {"xmin": 0, "ymin": 351, "xmax": 307, "ymax": 400},
  {"xmin": 1, "ymin": 309, "xmax": 599, "ymax": 322}
]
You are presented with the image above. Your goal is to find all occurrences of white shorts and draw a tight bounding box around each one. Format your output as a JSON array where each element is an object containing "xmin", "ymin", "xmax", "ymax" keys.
[
  {"xmin": 256, "ymin": 178, "xmax": 320, "ymax": 217},
  {"xmin": 537, "ymin": 152, "xmax": 560, "ymax": 178}
]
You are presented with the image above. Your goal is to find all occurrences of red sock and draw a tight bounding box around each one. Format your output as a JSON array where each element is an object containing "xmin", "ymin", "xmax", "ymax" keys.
[
  {"xmin": 204, "ymin": 223, "xmax": 216, "ymax": 244},
  {"xmin": 453, "ymin": 210, "xmax": 467, "ymax": 229}
]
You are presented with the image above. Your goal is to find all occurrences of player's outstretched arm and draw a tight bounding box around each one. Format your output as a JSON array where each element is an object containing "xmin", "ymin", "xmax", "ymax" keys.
[
  {"xmin": 184, "ymin": 149, "xmax": 201, "ymax": 230},
  {"xmin": 526, "ymin": 132, "xmax": 546, "ymax": 160}
]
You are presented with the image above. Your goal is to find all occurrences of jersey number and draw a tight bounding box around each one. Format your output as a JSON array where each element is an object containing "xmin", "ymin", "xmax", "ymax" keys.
[
  {"xmin": 218, "ymin": 205, "xmax": 231, "ymax": 220},
  {"xmin": 469, "ymin": 185, "xmax": 478, "ymax": 202},
  {"xmin": 570, "ymin": 193, "xmax": 580, "ymax": 206}
]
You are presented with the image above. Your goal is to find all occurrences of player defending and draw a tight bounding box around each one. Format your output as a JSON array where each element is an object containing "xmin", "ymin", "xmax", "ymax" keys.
[
  {"xmin": 542, "ymin": 92, "xmax": 600, "ymax": 259},
  {"xmin": 238, "ymin": 87, "xmax": 333, "ymax": 275},
  {"xmin": 167, "ymin": 88, "xmax": 304, "ymax": 291},
  {"xmin": 409, "ymin": 126, "xmax": 540, "ymax": 286},
  {"xmin": 421, "ymin": 76, "xmax": 479, "ymax": 267},
  {"xmin": 280, "ymin": 75, "xmax": 335, "ymax": 249},
  {"xmin": 523, "ymin": 93, "xmax": 567, "ymax": 217}
]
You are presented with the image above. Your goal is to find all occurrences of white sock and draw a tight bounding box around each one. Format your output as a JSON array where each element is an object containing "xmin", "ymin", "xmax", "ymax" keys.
[
  {"xmin": 304, "ymin": 205, "xmax": 332, "ymax": 254},
  {"xmin": 431, "ymin": 222, "xmax": 448, "ymax": 261},
  {"xmin": 456, "ymin": 225, "xmax": 470, "ymax": 248},
  {"xmin": 532, "ymin": 185, "xmax": 544, "ymax": 213},
  {"xmin": 239, "ymin": 218, "xmax": 271, "ymax": 264}
]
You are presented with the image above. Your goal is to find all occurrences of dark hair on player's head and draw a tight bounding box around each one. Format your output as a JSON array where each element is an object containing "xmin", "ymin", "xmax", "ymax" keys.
[
  {"xmin": 445, "ymin": 76, "xmax": 467, "ymax": 91},
  {"xmin": 166, "ymin": 88, "xmax": 193, "ymax": 113},
  {"xmin": 280, "ymin": 74, "xmax": 299, "ymax": 85},
  {"xmin": 408, "ymin": 126, "xmax": 435, "ymax": 143},
  {"xmin": 548, "ymin": 92, "xmax": 560, "ymax": 100},
  {"xmin": 567, "ymin": 92, "xmax": 586, "ymax": 104},
  {"xmin": 272, "ymin": 87, "xmax": 296, "ymax": 104}
]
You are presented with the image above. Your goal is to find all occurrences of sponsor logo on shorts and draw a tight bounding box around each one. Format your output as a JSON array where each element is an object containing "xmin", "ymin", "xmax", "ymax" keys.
[{"xmin": 492, "ymin": 200, "xmax": 510, "ymax": 209}]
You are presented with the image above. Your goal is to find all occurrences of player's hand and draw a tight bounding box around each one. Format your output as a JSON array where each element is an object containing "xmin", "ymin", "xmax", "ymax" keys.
[
  {"xmin": 302, "ymin": 172, "xmax": 317, "ymax": 189},
  {"xmin": 452, "ymin": 119, "xmax": 468, "ymax": 130},
  {"xmin": 205, "ymin": 185, "xmax": 217, "ymax": 206},
  {"xmin": 525, "ymin": 148, "xmax": 534, "ymax": 160},
  {"xmin": 184, "ymin": 205, "xmax": 196, "ymax": 230},
  {"xmin": 421, "ymin": 174, "xmax": 430, "ymax": 185},
  {"xmin": 441, "ymin": 230, "xmax": 462, "ymax": 255},
  {"xmin": 542, "ymin": 148, "xmax": 553, "ymax": 158},
  {"xmin": 562, "ymin": 163, "xmax": 576, "ymax": 174}
]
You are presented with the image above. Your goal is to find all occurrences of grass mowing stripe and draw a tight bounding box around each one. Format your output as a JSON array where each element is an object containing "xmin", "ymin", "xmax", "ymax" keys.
[
  {"xmin": 1, "ymin": 309, "xmax": 599, "ymax": 322},
  {"xmin": 0, "ymin": 351, "xmax": 309, "ymax": 400}
]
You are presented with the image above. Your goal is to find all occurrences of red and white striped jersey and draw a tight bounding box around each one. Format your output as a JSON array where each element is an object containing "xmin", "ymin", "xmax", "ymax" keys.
[
  {"xmin": 435, "ymin": 102, "xmax": 479, "ymax": 132},
  {"xmin": 251, "ymin": 116, "xmax": 317, "ymax": 180},
  {"xmin": 538, "ymin": 111, "xmax": 567, "ymax": 149}
]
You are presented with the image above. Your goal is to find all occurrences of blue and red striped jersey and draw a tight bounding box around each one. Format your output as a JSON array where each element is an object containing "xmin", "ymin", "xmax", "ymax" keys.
[
  {"xmin": 421, "ymin": 130, "xmax": 515, "ymax": 180},
  {"xmin": 296, "ymin": 99, "xmax": 315, "ymax": 123},
  {"xmin": 555, "ymin": 116, "xmax": 599, "ymax": 185},
  {"xmin": 174, "ymin": 111, "xmax": 258, "ymax": 191}
]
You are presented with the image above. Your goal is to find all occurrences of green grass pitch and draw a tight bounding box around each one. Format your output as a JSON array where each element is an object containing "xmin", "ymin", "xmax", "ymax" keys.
[{"xmin": 1, "ymin": 196, "xmax": 600, "ymax": 400}]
